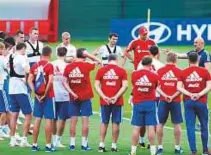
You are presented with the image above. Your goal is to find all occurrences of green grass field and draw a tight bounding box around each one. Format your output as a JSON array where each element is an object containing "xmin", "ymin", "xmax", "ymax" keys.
[{"xmin": 1, "ymin": 41, "xmax": 211, "ymax": 155}]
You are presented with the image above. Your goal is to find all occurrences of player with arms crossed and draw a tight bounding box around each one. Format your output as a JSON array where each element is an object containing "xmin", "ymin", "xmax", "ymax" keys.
[
  {"xmin": 156, "ymin": 52, "xmax": 183, "ymax": 155},
  {"xmin": 28, "ymin": 46, "xmax": 55, "ymax": 152},
  {"xmin": 129, "ymin": 56, "xmax": 159, "ymax": 155},
  {"xmin": 177, "ymin": 52, "xmax": 211, "ymax": 155},
  {"xmin": 63, "ymin": 48, "xmax": 101, "ymax": 151},
  {"xmin": 95, "ymin": 54, "xmax": 128, "ymax": 152}
]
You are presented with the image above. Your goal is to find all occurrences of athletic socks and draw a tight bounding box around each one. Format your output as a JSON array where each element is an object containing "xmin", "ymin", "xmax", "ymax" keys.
[
  {"xmin": 70, "ymin": 137, "xmax": 75, "ymax": 146},
  {"xmin": 150, "ymin": 145, "xmax": 156, "ymax": 155},
  {"xmin": 158, "ymin": 145, "xmax": 163, "ymax": 149},
  {"xmin": 99, "ymin": 142, "xmax": 105, "ymax": 148},
  {"xmin": 131, "ymin": 145, "xmax": 137, "ymax": 153},
  {"xmin": 175, "ymin": 145, "xmax": 180, "ymax": 150},
  {"xmin": 112, "ymin": 143, "xmax": 117, "ymax": 149},
  {"xmin": 139, "ymin": 136, "xmax": 145, "ymax": 143},
  {"xmin": 82, "ymin": 137, "xmax": 88, "ymax": 147}
]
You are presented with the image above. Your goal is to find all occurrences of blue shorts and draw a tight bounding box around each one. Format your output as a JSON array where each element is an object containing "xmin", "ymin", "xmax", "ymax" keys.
[
  {"xmin": 3, "ymin": 78, "xmax": 9, "ymax": 101},
  {"xmin": 0, "ymin": 90, "xmax": 9, "ymax": 113},
  {"xmin": 101, "ymin": 105, "xmax": 122, "ymax": 124},
  {"xmin": 55, "ymin": 101, "xmax": 70, "ymax": 120},
  {"xmin": 158, "ymin": 101, "xmax": 183, "ymax": 124},
  {"xmin": 68, "ymin": 99, "xmax": 92, "ymax": 117},
  {"xmin": 9, "ymin": 94, "xmax": 32, "ymax": 115},
  {"xmin": 131, "ymin": 101, "xmax": 158, "ymax": 126},
  {"xmin": 33, "ymin": 97, "xmax": 56, "ymax": 119}
]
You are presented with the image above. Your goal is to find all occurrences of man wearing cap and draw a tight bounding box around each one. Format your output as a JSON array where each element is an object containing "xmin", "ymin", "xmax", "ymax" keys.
[{"xmin": 124, "ymin": 26, "xmax": 156, "ymax": 148}]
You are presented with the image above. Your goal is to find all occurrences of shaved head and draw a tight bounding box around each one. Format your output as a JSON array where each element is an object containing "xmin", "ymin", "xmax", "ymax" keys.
[{"xmin": 194, "ymin": 37, "xmax": 204, "ymax": 52}]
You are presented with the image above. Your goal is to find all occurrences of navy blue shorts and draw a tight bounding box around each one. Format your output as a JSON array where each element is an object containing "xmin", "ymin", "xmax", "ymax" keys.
[
  {"xmin": 131, "ymin": 101, "xmax": 158, "ymax": 126},
  {"xmin": 9, "ymin": 94, "xmax": 32, "ymax": 114},
  {"xmin": 33, "ymin": 97, "xmax": 56, "ymax": 119},
  {"xmin": 55, "ymin": 101, "xmax": 70, "ymax": 120},
  {"xmin": 158, "ymin": 101, "xmax": 183, "ymax": 124},
  {"xmin": 0, "ymin": 90, "xmax": 9, "ymax": 113},
  {"xmin": 68, "ymin": 99, "xmax": 92, "ymax": 117},
  {"xmin": 101, "ymin": 105, "xmax": 122, "ymax": 124}
]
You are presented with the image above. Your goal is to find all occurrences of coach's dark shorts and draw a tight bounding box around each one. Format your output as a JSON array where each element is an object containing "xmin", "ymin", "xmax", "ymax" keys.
[{"xmin": 101, "ymin": 105, "xmax": 122, "ymax": 124}]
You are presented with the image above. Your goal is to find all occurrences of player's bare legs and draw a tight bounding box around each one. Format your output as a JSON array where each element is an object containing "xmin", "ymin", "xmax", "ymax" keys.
[
  {"xmin": 174, "ymin": 124, "xmax": 182, "ymax": 146},
  {"xmin": 9, "ymin": 112, "xmax": 19, "ymax": 146},
  {"xmin": 52, "ymin": 120, "xmax": 57, "ymax": 146},
  {"xmin": 112, "ymin": 123, "xmax": 120, "ymax": 150},
  {"xmin": 139, "ymin": 126, "xmax": 146, "ymax": 147},
  {"xmin": 81, "ymin": 116, "xmax": 89, "ymax": 147},
  {"xmin": 99, "ymin": 123, "xmax": 108, "ymax": 143},
  {"xmin": 69, "ymin": 116, "xmax": 78, "ymax": 148},
  {"xmin": 32, "ymin": 118, "xmax": 42, "ymax": 145},
  {"xmin": 45, "ymin": 119, "xmax": 53, "ymax": 145},
  {"xmin": 157, "ymin": 124, "xmax": 164, "ymax": 146},
  {"xmin": 0, "ymin": 112, "xmax": 8, "ymax": 138},
  {"xmin": 130, "ymin": 126, "xmax": 140, "ymax": 154},
  {"xmin": 147, "ymin": 126, "xmax": 156, "ymax": 155},
  {"xmin": 57, "ymin": 120, "xmax": 66, "ymax": 137}
]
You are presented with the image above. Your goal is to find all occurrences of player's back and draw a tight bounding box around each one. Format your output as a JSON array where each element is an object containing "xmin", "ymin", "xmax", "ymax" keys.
[
  {"xmin": 132, "ymin": 69, "xmax": 158, "ymax": 104},
  {"xmin": 158, "ymin": 64, "xmax": 181, "ymax": 102}
]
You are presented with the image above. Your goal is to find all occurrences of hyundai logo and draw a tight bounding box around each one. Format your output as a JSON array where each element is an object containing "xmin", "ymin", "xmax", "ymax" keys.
[{"xmin": 131, "ymin": 22, "xmax": 171, "ymax": 44}]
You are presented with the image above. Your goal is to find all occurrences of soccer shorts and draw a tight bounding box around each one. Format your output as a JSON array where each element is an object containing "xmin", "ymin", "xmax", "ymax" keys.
[
  {"xmin": 68, "ymin": 99, "xmax": 92, "ymax": 117},
  {"xmin": 0, "ymin": 90, "xmax": 9, "ymax": 113},
  {"xmin": 3, "ymin": 78, "xmax": 9, "ymax": 101},
  {"xmin": 33, "ymin": 97, "xmax": 56, "ymax": 119},
  {"xmin": 131, "ymin": 101, "xmax": 158, "ymax": 126},
  {"xmin": 9, "ymin": 94, "xmax": 32, "ymax": 114},
  {"xmin": 55, "ymin": 101, "xmax": 70, "ymax": 120},
  {"xmin": 158, "ymin": 101, "xmax": 183, "ymax": 124},
  {"xmin": 101, "ymin": 105, "xmax": 122, "ymax": 124}
]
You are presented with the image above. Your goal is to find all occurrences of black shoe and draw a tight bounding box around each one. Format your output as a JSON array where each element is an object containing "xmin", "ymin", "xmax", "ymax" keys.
[
  {"xmin": 98, "ymin": 147, "xmax": 107, "ymax": 152},
  {"xmin": 111, "ymin": 148, "xmax": 118, "ymax": 152},
  {"xmin": 139, "ymin": 143, "xmax": 146, "ymax": 148},
  {"xmin": 147, "ymin": 143, "xmax": 150, "ymax": 149}
]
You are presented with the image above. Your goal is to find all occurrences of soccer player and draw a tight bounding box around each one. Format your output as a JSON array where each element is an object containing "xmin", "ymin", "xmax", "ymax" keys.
[
  {"xmin": 8, "ymin": 43, "xmax": 32, "ymax": 147},
  {"xmin": 56, "ymin": 32, "xmax": 76, "ymax": 62},
  {"xmin": 177, "ymin": 52, "xmax": 211, "ymax": 155},
  {"xmin": 93, "ymin": 33, "xmax": 124, "ymax": 66},
  {"xmin": 51, "ymin": 47, "xmax": 70, "ymax": 148},
  {"xmin": 28, "ymin": 46, "xmax": 55, "ymax": 152},
  {"xmin": 129, "ymin": 56, "xmax": 159, "ymax": 155},
  {"xmin": 0, "ymin": 42, "xmax": 9, "ymax": 139},
  {"xmin": 25, "ymin": 27, "xmax": 44, "ymax": 67},
  {"xmin": 63, "ymin": 48, "xmax": 101, "ymax": 151},
  {"xmin": 124, "ymin": 26, "xmax": 156, "ymax": 70},
  {"xmin": 15, "ymin": 30, "xmax": 25, "ymax": 44},
  {"xmin": 95, "ymin": 54, "xmax": 128, "ymax": 152},
  {"xmin": 156, "ymin": 52, "xmax": 183, "ymax": 155},
  {"xmin": 0, "ymin": 31, "xmax": 6, "ymax": 42}
]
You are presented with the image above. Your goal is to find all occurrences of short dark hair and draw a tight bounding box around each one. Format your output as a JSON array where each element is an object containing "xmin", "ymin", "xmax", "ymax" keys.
[
  {"xmin": 30, "ymin": 27, "xmax": 38, "ymax": 33},
  {"xmin": 109, "ymin": 33, "xmax": 118, "ymax": 39},
  {"xmin": 42, "ymin": 46, "xmax": 52, "ymax": 56},
  {"xmin": 16, "ymin": 30, "xmax": 24, "ymax": 36},
  {"xmin": 4, "ymin": 36, "xmax": 16, "ymax": 49},
  {"xmin": 142, "ymin": 56, "xmax": 152, "ymax": 66},
  {"xmin": 0, "ymin": 31, "xmax": 6, "ymax": 41},
  {"xmin": 166, "ymin": 52, "xmax": 177, "ymax": 63},
  {"xmin": 57, "ymin": 47, "xmax": 67, "ymax": 57},
  {"xmin": 149, "ymin": 45, "xmax": 159, "ymax": 56},
  {"xmin": 188, "ymin": 52, "xmax": 198, "ymax": 64},
  {"xmin": 108, "ymin": 54, "xmax": 118, "ymax": 61},
  {"xmin": 16, "ymin": 43, "xmax": 26, "ymax": 50},
  {"xmin": 76, "ymin": 48, "xmax": 86, "ymax": 58}
]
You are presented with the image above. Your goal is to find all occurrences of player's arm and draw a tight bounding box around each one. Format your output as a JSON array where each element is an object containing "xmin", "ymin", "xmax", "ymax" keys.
[
  {"xmin": 27, "ymin": 73, "xmax": 35, "ymax": 93},
  {"xmin": 39, "ymin": 74, "xmax": 54, "ymax": 101},
  {"xmin": 177, "ymin": 81, "xmax": 192, "ymax": 97},
  {"xmin": 63, "ymin": 77, "xmax": 78, "ymax": 99},
  {"xmin": 162, "ymin": 49, "xmax": 188, "ymax": 59},
  {"xmin": 94, "ymin": 80, "xmax": 111, "ymax": 104},
  {"xmin": 112, "ymin": 80, "xmax": 128, "ymax": 103},
  {"xmin": 156, "ymin": 86, "xmax": 168, "ymax": 98},
  {"xmin": 92, "ymin": 46, "xmax": 102, "ymax": 56},
  {"xmin": 171, "ymin": 91, "xmax": 181, "ymax": 99},
  {"xmin": 124, "ymin": 49, "xmax": 134, "ymax": 62},
  {"xmin": 84, "ymin": 51, "xmax": 102, "ymax": 65},
  {"xmin": 198, "ymin": 80, "xmax": 211, "ymax": 97}
]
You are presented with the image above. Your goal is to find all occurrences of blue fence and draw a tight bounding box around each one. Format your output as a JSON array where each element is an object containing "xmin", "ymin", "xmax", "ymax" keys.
[{"xmin": 111, "ymin": 18, "xmax": 211, "ymax": 45}]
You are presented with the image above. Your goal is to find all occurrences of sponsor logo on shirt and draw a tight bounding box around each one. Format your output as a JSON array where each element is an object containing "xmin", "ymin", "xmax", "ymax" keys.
[
  {"xmin": 135, "ymin": 75, "xmax": 152, "ymax": 86},
  {"xmin": 103, "ymin": 69, "xmax": 119, "ymax": 80},
  {"xmin": 162, "ymin": 70, "xmax": 177, "ymax": 86},
  {"xmin": 186, "ymin": 71, "xmax": 202, "ymax": 82},
  {"xmin": 69, "ymin": 67, "xmax": 84, "ymax": 78}
]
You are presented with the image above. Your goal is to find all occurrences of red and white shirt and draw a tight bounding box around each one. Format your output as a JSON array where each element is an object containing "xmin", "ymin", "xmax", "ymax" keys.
[
  {"xmin": 132, "ymin": 69, "xmax": 159, "ymax": 104},
  {"xmin": 63, "ymin": 61, "xmax": 95, "ymax": 101},
  {"xmin": 95, "ymin": 64, "xmax": 127, "ymax": 106},
  {"xmin": 157, "ymin": 64, "xmax": 182, "ymax": 102},
  {"xmin": 179, "ymin": 66, "xmax": 211, "ymax": 103},
  {"xmin": 30, "ymin": 60, "xmax": 54, "ymax": 98},
  {"xmin": 126, "ymin": 38, "xmax": 156, "ymax": 70}
]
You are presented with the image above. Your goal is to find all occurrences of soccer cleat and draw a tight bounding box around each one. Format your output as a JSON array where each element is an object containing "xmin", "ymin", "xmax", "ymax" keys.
[
  {"xmin": 175, "ymin": 148, "xmax": 184, "ymax": 154},
  {"xmin": 15, "ymin": 133, "xmax": 22, "ymax": 141},
  {"xmin": 2, "ymin": 126, "xmax": 10, "ymax": 135},
  {"xmin": 20, "ymin": 141, "xmax": 32, "ymax": 147},
  {"xmin": 81, "ymin": 145, "xmax": 92, "ymax": 151},
  {"xmin": 156, "ymin": 148, "xmax": 163, "ymax": 155},
  {"xmin": 98, "ymin": 146, "xmax": 107, "ymax": 152},
  {"xmin": 69, "ymin": 145, "xmax": 75, "ymax": 151},
  {"xmin": 139, "ymin": 143, "xmax": 146, "ymax": 148},
  {"xmin": 111, "ymin": 147, "xmax": 118, "ymax": 152},
  {"xmin": 9, "ymin": 139, "xmax": 20, "ymax": 147},
  {"xmin": 147, "ymin": 143, "xmax": 150, "ymax": 149},
  {"xmin": 31, "ymin": 145, "xmax": 41, "ymax": 152},
  {"xmin": 45, "ymin": 146, "xmax": 52, "ymax": 153},
  {"xmin": 57, "ymin": 143, "xmax": 66, "ymax": 148},
  {"xmin": 202, "ymin": 149, "xmax": 211, "ymax": 155},
  {"xmin": 0, "ymin": 130, "xmax": 10, "ymax": 138}
]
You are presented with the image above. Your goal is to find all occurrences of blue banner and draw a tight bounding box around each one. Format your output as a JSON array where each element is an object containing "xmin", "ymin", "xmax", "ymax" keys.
[{"xmin": 111, "ymin": 18, "xmax": 211, "ymax": 45}]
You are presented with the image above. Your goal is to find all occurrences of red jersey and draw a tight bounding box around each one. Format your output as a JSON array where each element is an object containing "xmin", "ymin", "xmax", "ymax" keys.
[
  {"xmin": 63, "ymin": 61, "xmax": 95, "ymax": 101},
  {"xmin": 95, "ymin": 64, "xmax": 127, "ymax": 106},
  {"xmin": 157, "ymin": 64, "xmax": 181, "ymax": 102},
  {"xmin": 179, "ymin": 66, "xmax": 211, "ymax": 103},
  {"xmin": 132, "ymin": 69, "xmax": 159, "ymax": 104},
  {"xmin": 126, "ymin": 38, "xmax": 156, "ymax": 70},
  {"xmin": 30, "ymin": 60, "xmax": 54, "ymax": 98}
]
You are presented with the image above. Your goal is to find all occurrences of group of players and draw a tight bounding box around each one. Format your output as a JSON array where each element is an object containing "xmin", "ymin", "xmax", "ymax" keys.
[{"xmin": 0, "ymin": 26, "xmax": 210, "ymax": 155}]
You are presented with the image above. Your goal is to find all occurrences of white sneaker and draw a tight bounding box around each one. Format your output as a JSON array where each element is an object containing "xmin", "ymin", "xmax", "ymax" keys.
[
  {"xmin": 2, "ymin": 125, "xmax": 10, "ymax": 135},
  {"xmin": 9, "ymin": 139, "xmax": 20, "ymax": 147},
  {"xmin": 20, "ymin": 140, "xmax": 32, "ymax": 147},
  {"xmin": 15, "ymin": 133, "xmax": 22, "ymax": 141},
  {"xmin": 0, "ymin": 130, "xmax": 10, "ymax": 138},
  {"xmin": 57, "ymin": 142, "xmax": 66, "ymax": 148}
]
